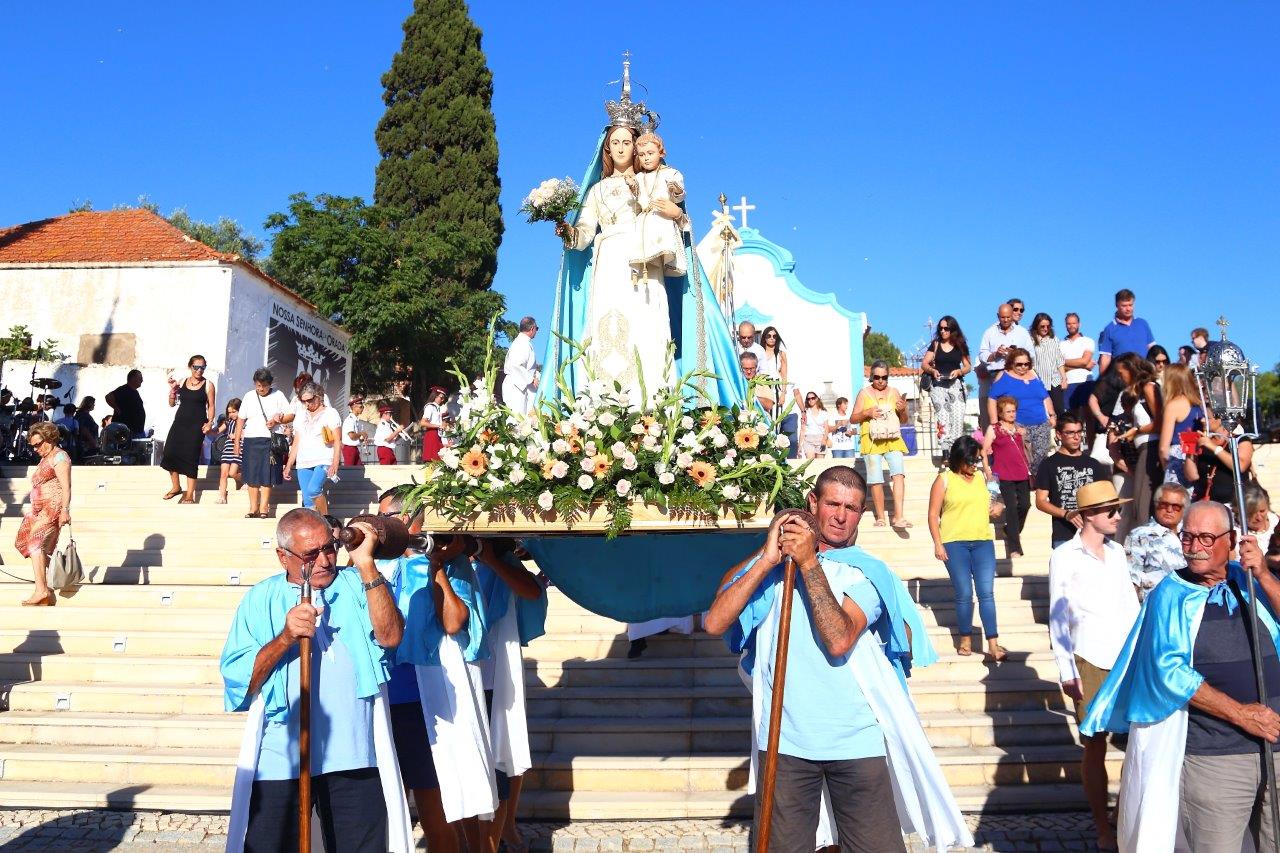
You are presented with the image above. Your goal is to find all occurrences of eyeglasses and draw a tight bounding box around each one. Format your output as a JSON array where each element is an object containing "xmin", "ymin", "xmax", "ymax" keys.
[
  {"xmin": 806, "ymin": 396, "xmax": 818, "ymax": 402},
  {"xmin": 28, "ymin": 438, "xmax": 44, "ymax": 448},
  {"xmin": 1084, "ymin": 506, "xmax": 1122, "ymax": 519},
  {"xmin": 870, "ymin": 374, "xmax": 888, "ymax": 381},
  {"xmin": 192, "ymin": 365, "xmax": 207, "ymax": 372},
  {"xmin": 284, "ymin": 540, "xmax": 339, "ymax": 565},
  {"xmin": 737, "ymin": 334, "xmax": 755, "ymax": 341},
  {"xmin": 301, "ymin": 396, "xmax": 318, "ymax": 405},
  {"xmin": 1156, "ymin": 501, "xmax": 1186, "ymax": 512},
  {"xmin": 1011, "ymin": 306, "xmax": 1025, "ymax": 313},
  {"xmin": 937, "ymin": 325, "xmax": 951, "ymax": 331},
  {"xmin": 1013, "ymin": 361, "xmax": 1031, "ymax": 368},
  {"xmin": 1180, "ymin": 530, "xmax": 1233, "ymax": 548},
  {"xmin": 1153, "ymin": 358, "xmax": 1169, "ymax": 365}
]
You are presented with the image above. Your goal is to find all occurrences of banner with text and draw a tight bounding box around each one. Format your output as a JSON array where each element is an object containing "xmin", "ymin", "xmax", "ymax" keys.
[{"xmin": 266, "ymin": 301, "xmax": 350, "ymax": 408}]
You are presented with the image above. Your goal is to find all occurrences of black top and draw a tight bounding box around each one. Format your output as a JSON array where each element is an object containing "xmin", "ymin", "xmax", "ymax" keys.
[
  {"xmin": 1091, "ymin": 369, "xmax": 1126, "ymax": 427},
  {"xmin": 75, "ymin": 411, "xmax": 99, "ymax": 439},
  {"xmin": 931, "ymin": 343, "xmax": 965, "ymax": 378},
  {"xmin": 1185, "ymin": 576, "xmax": 1280, "ymax": 756},
  {"xmin": 1191, "ymin": 439, "xmax": 1254, "ymax": 504},
  {"xmin": 1035, "ymin": 451, "xmax": 1112, "ymax": 542},
  {"xmin": 109, "ymin": 384, "xmax": 145, "ymax": 435}
]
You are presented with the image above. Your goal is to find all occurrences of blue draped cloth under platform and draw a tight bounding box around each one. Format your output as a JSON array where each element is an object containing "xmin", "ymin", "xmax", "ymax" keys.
[{"xmin": 523, "ymin": 531, "xmax": 766, "ymax": 623}]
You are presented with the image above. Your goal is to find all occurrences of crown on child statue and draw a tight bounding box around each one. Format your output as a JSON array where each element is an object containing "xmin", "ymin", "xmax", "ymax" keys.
[{"xmin": 604, "ymin": 52, "xmax": 660, "ymax": 133}]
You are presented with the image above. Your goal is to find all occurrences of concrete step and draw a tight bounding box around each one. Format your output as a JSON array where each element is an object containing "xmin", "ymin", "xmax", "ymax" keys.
[
  {"xmin": 0, "ymin": 711, "xmax": 242, "ymax": 750},
  {"xmin": 0, "ymin": 628, "xmax": 229, "ymax": 658},
  {"xmin": 0, "ymin": 606, "xmax": 237, "ymax": 633},
  {"xmin": 0, "ymin": 779, "xmax": 231, "ymax": 812}
]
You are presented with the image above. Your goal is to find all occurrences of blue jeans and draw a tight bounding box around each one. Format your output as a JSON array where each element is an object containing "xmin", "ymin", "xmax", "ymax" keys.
[
  {"xmin": 779, "ymin": 414, "xmax": 799, "ymax": 460},
  {"xmin": 831, "ymin": 449, "xmax": 857, "ymax": 459},
  {"xmin": 943, "ymin": 540, "xmax": 998, "ymax": 638},
  {"xmin": 296, "ymin": 465, "xmax": 328, "ymax": 509}
]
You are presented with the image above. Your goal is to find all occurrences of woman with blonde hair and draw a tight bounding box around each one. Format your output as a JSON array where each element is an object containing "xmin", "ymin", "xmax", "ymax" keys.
[
  {"xmin": 15, "ymin": 421, "xmax": 71, "ymax": 606},
  {"xmin": 1156, "ymin": 363, "xmax": 1204, "ymax": 486}
]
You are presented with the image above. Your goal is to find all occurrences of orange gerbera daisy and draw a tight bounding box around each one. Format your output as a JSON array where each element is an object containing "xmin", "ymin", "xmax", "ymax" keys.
[
  {"xmin": 688, "ymin": 460, "xmax": 717, "ymax": 488},
  {"xmin": 591, "ymin": 454, "xmax": 612, "ymax": 476},
  {"xmin": 461, "ymin": 448, "xmax": 488, "ymax": 477},
  {"xmin": 734, "ymin": 428, "xmax": 760, "ymax": 450},
  {"xmin": 700, "ymin": 410, "xmax": 722, "ymax": 429},
  {"xmin": 566, "ymin": 436, "xmax": 583, "ymax": 454}
]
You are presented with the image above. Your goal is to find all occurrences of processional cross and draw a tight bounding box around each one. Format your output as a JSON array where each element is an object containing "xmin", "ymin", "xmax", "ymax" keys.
[
  {"xmin": 732, "ymin": 195, "xmax": 756, "ymax": 229},
  {"xmin": 1217, "ymin": 314, "xmax": 1230, "ymax": 339}
]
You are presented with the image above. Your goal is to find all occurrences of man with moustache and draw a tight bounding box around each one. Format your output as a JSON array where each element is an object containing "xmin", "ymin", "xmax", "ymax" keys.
[{"xmin": 1082, "ymin": 502, "xmax": 1280, "ymax": 852}]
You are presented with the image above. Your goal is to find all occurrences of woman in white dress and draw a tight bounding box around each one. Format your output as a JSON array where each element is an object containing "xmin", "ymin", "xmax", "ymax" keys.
[{"xmin": 556, "ymin": 126, "xmax": 684, "ymax": 399}]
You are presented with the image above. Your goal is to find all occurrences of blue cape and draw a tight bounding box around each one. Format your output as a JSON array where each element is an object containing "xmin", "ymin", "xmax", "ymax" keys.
[
  {"xmin": 474, "ymin": 553, "xmax": 549, "ymax": 648},
  {"xmin": 392, "ymin": 555, "xmax": 489, "ymax": 667},
  {"xmin": 722, "ymin": 545, "xmax": 935, "ymax": 685},
  {"xmin": 538, "ymin": 130, "xmax": 746, "ymax": 408},
  {"xmin": 1080, "ymin": 563, "xmax": 1280, "ymax": 736},
  {"xmin": 220, "ymin": 571, "xmax": 390, "ymax": 719}
]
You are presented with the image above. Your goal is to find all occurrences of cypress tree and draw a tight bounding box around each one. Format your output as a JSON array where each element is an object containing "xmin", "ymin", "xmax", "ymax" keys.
[{"xmin": 374, "ymin": 0, "xmax": 503, "ymax": 293}]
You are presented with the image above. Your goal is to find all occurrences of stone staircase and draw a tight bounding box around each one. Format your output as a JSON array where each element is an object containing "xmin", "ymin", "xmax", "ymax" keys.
[{"xmin": 0, "ymin": 449, "xmax": 1275, "ymax": 819}]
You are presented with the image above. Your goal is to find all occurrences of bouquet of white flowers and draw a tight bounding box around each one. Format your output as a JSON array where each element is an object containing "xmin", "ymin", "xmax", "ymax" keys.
[{"xmin": 520, "ymin": 177, "xmax": 581, "ymax": 225}]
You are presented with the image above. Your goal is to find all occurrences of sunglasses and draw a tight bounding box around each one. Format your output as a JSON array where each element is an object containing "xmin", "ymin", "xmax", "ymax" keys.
[
  {"xmin": 192, "ymin": 365, "xmax": 207, "ymax": 371},
  {"xmin": 1156, "ymin": 500, "xmax": 1186, "ymax": 512},
  {"xmin": 1084, "ymin": 506, "xmax": 1122, "ymax": 519},
  {"xmin": 28, "ymin": 438, "xmax": 44, "ymax": 448},
  {"xmin": 1180, "ymin": 530, "xmax": 1233, "ymax": 548},
  {"xmin": 937, "ymin": 325, "xmax": 951, "ymax": 331},
  {"xmin": 1012, "ymin": 306, "xmax": 1025, "ymax": 313},
  {"xmin": 1013, "ymin": 361, "xmax": 1031, "ymax": 368},
  {"xmin": 284, "ymin": 540, "xmax": 339, "ymax": 564},
  {"xmin": 806, "ymin": 396, "xmax": 818, "ymax": 402},
  {"xmin": 301, "ymin": 396, "xmax": 318, "ymax": 405},
  {"xmin": 737, "ymin": 334, "xmax": 755, "ymax": 341},
  {"xmin": 1153, "ymin": 358, "xmax": 1169, "ymax": 365},
  {"xmin": 871, "ymin": 374, "xmax": 888, "ymax": 381}
]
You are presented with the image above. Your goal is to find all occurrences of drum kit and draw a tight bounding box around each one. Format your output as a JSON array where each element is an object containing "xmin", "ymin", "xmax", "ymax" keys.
[{"xmin": 0, "ymin": 376, "xmax": 63, "ymax": 464}]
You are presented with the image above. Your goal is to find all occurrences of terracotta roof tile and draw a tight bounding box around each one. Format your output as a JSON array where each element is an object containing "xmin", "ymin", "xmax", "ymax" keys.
[{"xmin": 0, "ymin": 208, "xmax": 238, "ymax": 265}]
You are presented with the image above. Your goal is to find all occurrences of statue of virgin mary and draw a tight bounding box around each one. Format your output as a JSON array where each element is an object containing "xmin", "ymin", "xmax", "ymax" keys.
[{"xmin": 541, "ymin": 58, "xmax": 746, "ymax": 410}]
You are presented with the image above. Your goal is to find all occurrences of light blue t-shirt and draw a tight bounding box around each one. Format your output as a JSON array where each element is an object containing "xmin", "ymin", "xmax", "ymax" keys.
[
  {"xmin": 256, "ymin": 593, "xmax": 376, "ymax": 780},
  {"xmin": 754, "ymin": 558, "xmax": 885, "ymax": 762}
]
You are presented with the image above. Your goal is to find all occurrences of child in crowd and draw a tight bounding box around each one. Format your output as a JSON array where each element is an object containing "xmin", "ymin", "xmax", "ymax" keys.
[
  {"xmin": 213, "ymin": 398, "xmax": 243, "ymax": 503},
  {"xmin": 631, "ymin": 132, "xmax": 688, "ymax": 277}
]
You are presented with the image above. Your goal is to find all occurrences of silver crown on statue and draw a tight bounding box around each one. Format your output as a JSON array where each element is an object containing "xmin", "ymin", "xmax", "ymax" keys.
[{"xmin": 604, "ymin": 51, "xmax": 660, "ymax": 133}]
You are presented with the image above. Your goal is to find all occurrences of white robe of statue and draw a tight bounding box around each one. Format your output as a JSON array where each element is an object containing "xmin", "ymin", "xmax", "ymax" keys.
[
  {"xmin": 571, "ymin": 174, "xmax": 673, "ymax": 399},
  {"xmin": 502, "ymin": 333, "xmax": 538, "ymax": 414}
]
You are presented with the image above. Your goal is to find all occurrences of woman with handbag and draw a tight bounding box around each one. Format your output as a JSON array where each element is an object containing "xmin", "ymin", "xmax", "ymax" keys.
[
  {"xmin": 233, "ymin": 368, "xmax": 293, "ymax": 519},
  {"xmin": 921, "ymin": 315, "xmax": 971, "ymax": 460},
  {"xmin": 16, "ymin": 421, "xmax": 71, "ymax": 606},
  {"xmin": 283, "ymin": 382, "xmax": 341, "ymax": 514},
  {"xmin": 853, "ymin": 359, "xmax": 911, "ymax": 528}
]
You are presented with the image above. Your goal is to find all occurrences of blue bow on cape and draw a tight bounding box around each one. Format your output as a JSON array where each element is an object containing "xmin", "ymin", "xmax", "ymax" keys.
[{"xmin": 1081, "ymin": 563, "xmax": 1280, "ymax": 736}]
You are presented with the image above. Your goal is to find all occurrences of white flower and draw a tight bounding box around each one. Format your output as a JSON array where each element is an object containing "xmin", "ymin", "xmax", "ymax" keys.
[
  {"xmin": 552, "ymin": 438, "xmax": 569, "ymax": 454},
  {"xmin": 587, "ymin": 426, "xmax": 604, "ymax": 439},
  {"xmin": 616, "ymin": 479, "xmax": 632, "ymax": 497},
  {"xmin": 654, "ymin": 462, "xmax": 669, "ymax": 475},
  {"xmin": 487, "ymin": 475, "xmax": 506, "ymax": 491},
  {"xmin": 725, "ymin": 448, "xmax": 738, "ymax": 459},
  {"xmin": 488, "ymin": 454, "xmax": 503, "ymax": 470},
  {"xmin": 647, "ymin": 422, "xmax": 663, "ymax": 437},
  {"xmin": 515, "ymin": 418, "xmax": 536, "ymax": 438},
  {"xmin": 712, "ymin": 432, "xmax": 728, "ymax": 448},
  {"xmin": 598, "ymin": 411, "xmax": 617, "ymax": 427},
  {"xmin": 630, "ymin": 423, "xmax": 646, "ymax": 436},
  {"xmin": 744, "ymin": 456, "xmax": 758, "ymax": 466},
  {"xmin": 467, "ymin": 477, "xmax": 480, "ymax": 487},
  {"xmin": 722, "ymin": 484, "xmax": 742, "ymax": 500},
  {"xmin": 611, "ymin": 441, "xmax": 628, "ymax": 457},
  {"xmin": 641, "ymin": 434, "xmax": 659, "ymax": 451},
  {"xmin": 774, "ymin": 434, "xmax": 791, "ymax": 449},
  {"xmin": 755, "ymin": 424, "xmax": 770, "ymax": 437},
  {"xmin": 580, "ymin": 456, "xmax": 596, "ymax": 473},
  {"xmin": 681, "ymin": 415, "xmax": 695, "ymax": 430},
  {"xmin": 537, "ymin": 490, "xmax": 554, "ymax": 511},
  {"xmin": 622, "ymin": 453, "xmax": 638, "ymax": 471},
  {"xmin": 439, "ymin": 448, "xmax": 461, "ymax": 469},
  {"xmin": 585, "ymin": 441, "xmax": 598, "ymax": 456},
  {"xmin": 659, "ymin": 471, "xmax": 675, "ymax": 485},
  {"xmin": 720, "ymin": 455, "xmax": 735, "ymax": 469},
  {"xmin": 676, "ymin": 451, "xmax": 694, "ymax": 469},
  {"xmin": 526, "ymin": 447, "xmax": 544, "ymax": 465},
  {"xmin": 578, "ymin": 474, "xmax": 594, "ymax": 490},
  {"xmin": 509, "ymin": 466, "xmax": 527, "ymax": 485},
  {"xmin": 551, "ymin": 460, "xmax": 569, "ymax": 479},
  {"xmin": 679, "ymin": 432, "xmax": 699, "ymax": 448}
]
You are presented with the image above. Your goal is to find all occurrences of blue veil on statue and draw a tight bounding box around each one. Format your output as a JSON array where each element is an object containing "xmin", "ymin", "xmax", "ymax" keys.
[{"xmin": 526, "ymin": 62, "xmax": 761, "ymax": 624}]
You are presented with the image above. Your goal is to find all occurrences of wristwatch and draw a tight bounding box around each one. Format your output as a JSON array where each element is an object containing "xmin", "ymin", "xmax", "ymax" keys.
[{"xmin": 362, "ymin": 576, "xmax": 388, "ymax": 592}]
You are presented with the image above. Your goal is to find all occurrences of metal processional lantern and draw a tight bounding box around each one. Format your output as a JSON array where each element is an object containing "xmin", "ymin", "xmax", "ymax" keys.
[{"xmin": 1192, "ymin": 315, "xmax": 1279, "ymax": 849}]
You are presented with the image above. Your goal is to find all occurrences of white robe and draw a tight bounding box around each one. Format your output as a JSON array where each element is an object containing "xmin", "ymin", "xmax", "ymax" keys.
[
  {"xmin": 744, "ymin": 569, "xmax": 972, "ymax": 852},
  {"xmin": 627, "ymin": 615, "xmax": 695, "ymax": 642},
  {"xmin": 487, "ymin": 589, "xmax": 533, "ymax": 777},
  {"xmin": 501, "ymin": 333, "xmax": 538, "ymax": 415}
]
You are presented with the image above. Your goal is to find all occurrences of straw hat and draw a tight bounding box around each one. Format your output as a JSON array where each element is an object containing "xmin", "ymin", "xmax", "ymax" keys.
[{"xmin": 1068, "ymin": 480, "xmax": 1132, "ymax": 518}]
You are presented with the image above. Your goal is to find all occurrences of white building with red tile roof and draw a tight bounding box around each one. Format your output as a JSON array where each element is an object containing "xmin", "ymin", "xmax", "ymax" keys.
[{"xmin": 0, "ymin": 208, "xmax": 350, "ymax": 438}]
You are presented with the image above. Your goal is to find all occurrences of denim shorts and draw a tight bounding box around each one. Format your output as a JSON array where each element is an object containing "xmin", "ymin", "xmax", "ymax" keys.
[{"xmin": 864, "ymin": 450, "xmax": 905, "ymax": 485}]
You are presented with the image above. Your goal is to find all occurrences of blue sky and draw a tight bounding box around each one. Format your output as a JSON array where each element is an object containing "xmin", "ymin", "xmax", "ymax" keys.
[{"xmin": 4, "ymin": 3, "xmax": 1278, "ymax": 369}]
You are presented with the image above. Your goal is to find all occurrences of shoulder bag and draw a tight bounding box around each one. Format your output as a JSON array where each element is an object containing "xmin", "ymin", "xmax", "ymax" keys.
[
  {"xmin": 256, "ymin": 392, "xmax": 291, "ymax": 465},
  {"xmin": 47, "ymin": 524, "xmax": 84, "ymax": 590},
  {"xmin": 868, "ymin": 391, "xmax": 902, "ymax": 442}
]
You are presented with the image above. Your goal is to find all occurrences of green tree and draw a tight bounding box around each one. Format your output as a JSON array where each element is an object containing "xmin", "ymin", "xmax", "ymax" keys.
[
  {"xmin": 863, "ymin": 331, "xmax": 905, "ymax": 367},
  {"xmin": 374, "ymin": 0, "xmax": 503, "ymax": 294},
  {"xmin": 164, "ymin": 208, "xmax": 264, "ymax": 261},
  {"xmin": 1257, "ymin": 362, "xmax": 1280, "ymax": 420},
  {"xmin": 265, "ymin": 194, "xmax": 506, "ymax": 393}
]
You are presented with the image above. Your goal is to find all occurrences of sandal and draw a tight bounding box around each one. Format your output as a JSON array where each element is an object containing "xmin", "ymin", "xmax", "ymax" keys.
[
  {"xmin": 873, "ymin": 518, "xmax": 887, "ymax": 527},
  {"xmin": 246, "ymin": 512, "xmax": 261, "ymax": 519},
  {"xmin": 163, "ymin": 489, "xmax": 182, "ymax": 500},
  {"xmin": 215, "ymin": 494, "xmax": 228, "ymax": 504},
  {"xmin": 22, "ymin": 592, "xmax": 55, "ymax": 607},
  {"xmin": 891, "ymin": 518, "xmax": 912, "ymax": 529},
  {"xmin": 178, "ymin": 497, "xmax": 195, "ymax": 504},
  {"xmin": 957, "ymin": 635, "xmax": 973, "ymax": 656},
  {"xmin": 986, "ymin": 642, "xmax": 1008, "ymax": 663}
]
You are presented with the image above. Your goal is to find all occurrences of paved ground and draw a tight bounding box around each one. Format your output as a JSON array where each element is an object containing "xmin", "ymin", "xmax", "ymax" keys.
[{"xmin": 0, "ymin": 809, "xmax": 1107, "ymax": 851}]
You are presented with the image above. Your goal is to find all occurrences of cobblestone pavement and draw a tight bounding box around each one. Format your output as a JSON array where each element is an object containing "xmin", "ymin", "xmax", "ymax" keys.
[{"xmin": 0, "ymin": 809, "xmax": 1103, "ymax": 852}]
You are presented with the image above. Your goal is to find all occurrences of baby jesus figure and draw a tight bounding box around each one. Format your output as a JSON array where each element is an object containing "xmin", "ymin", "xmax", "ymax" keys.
[{"xmin": 630, "ymin": 132, "xmax": 688, "ymax": 277}]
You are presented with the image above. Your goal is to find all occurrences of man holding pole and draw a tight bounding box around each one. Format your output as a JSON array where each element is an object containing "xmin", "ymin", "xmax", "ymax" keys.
[
  {"xmin": 1081, "ymin": 502, "xmax": 1280, "ymax": 852},
  {"xmin": 220, "ymin": 508, "xmax": 412, "ymax": 853},
  {"xmin": 705, "ymin": 466, "xmax": 968, "ymax": 852}
]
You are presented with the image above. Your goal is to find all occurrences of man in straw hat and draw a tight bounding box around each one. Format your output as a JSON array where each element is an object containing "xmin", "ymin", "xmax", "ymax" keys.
[
  {"xmin": 1048, "ymin": 480, "xmax": 1141, "ymax": 851},
  {"xmin": 1081, "ymin": 500, "xmax": 1278, "ymax": 852}
]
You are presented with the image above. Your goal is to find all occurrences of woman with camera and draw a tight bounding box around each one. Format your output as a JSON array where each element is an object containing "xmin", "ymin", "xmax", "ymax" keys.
[{"xmin": 235, "ymin": 368, "xmax": 293, "ymax": 519}]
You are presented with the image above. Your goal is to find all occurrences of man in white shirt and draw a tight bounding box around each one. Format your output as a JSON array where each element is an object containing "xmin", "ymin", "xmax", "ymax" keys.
[
  {"xmin": 1059, "ymin": 312, "xmax": 1097, "ymax": 442},
  {"xmin": 977, "ymin": 303, "xmax": 1034, "ymax": 429},
  {"xmin": 341, "ymin": 397, "xmax": 367, "ymax": 467},
  {"xmin": 1048, "ymin": 480, "xmax": 1141, "ymax": 852},
  {"xmin": 736, "ymin": 321, "xmax": 766, "ymax": 363},
  {"xmin": 501, "ymin": 317, "xmax": 540, "ymax": 415}
]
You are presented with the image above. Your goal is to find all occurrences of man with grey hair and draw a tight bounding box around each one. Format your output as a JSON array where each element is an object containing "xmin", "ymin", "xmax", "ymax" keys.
[
  {"xmin": 501, "ymin": 316, "xmax": 540, "ymax": 415},
  {"xmin": 736, "ymin": 321, "xmax": 766, "ymax": 362},
  {"xmin": 977, "ymin": 303, "xmax": 1033, "ymax": 429},
  {"xmin": 220, "ymin": 508, "xmax": 411, "ymax": 852},
  {"xmin": 1082, "ymin": 501, "xmax": 1280, "ymax": 852},
  {"xmin": 1124, "ymin": 481, "xmax": 1189, "ymax": 600}
]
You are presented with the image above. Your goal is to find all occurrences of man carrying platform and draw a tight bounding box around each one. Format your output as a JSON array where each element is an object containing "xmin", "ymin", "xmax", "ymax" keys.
[
  {"xmin": 704, "ymin": 466, "xmax": 969, "ymax": 852},
  {"xmin": 220, "ymin": 508, "xmax": 412, "ymax": 853}
]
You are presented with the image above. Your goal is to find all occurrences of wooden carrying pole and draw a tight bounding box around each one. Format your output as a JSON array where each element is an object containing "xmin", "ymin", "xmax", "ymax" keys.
[
  {"xmin": 756, "ymin": 556, "xmax": 796, "ymax": 853},
  {"xmin": 298, "ymin": 573, "xmax": 313, "ymax": 853}
]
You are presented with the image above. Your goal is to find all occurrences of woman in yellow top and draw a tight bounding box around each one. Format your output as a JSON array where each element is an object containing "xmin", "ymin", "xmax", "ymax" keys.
[
  {"xmin": 852, "ymin": 360, "xmax": 910, "ymax": 528},
  {"xmin": 927, "ymin": 435, "xmax": 1006, "ymax": 661}
]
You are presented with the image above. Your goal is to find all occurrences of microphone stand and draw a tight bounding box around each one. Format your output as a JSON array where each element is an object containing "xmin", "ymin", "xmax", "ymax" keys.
[
  {"xmin": 756, "ymin": 555, "xmax": 795, "ymax": 853},
  {"xmin": 298, "ymin": 565, "xmax": 313, "ymax": 853}
]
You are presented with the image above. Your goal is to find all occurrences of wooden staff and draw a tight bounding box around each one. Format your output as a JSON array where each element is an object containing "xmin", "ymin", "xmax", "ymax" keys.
[
  {"xmin": 756, "ymin": 555, "xmax": 796, "ymax": 852},
  {"xmin": 298, "ymin": 569, "xmax": 313, "ymax": 853}
]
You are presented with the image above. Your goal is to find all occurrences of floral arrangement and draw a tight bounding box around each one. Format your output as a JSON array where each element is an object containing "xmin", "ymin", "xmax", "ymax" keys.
[
  {"xmin": 407, "ymin": 336, "xmax": 812, "ymax": 539},
  {"xmin": 519, "ymin": 177, "xmax": 582, "ymax": 225}
]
